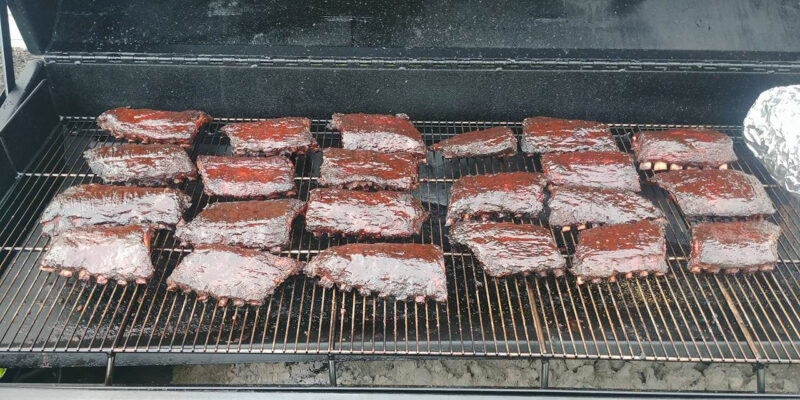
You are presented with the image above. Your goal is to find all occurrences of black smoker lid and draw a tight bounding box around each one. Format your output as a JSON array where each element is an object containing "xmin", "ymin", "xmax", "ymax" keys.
[{"xmin": 9, "ymin": 0, "xmax": 800, "ymax": 59}]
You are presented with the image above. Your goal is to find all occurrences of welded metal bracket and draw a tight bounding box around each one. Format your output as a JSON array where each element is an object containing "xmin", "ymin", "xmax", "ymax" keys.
[
  {"xmin": 0, "ymin": 0, "xmax": 15, "ymax": 94},
  {"xmin": 755, "ymin": 363, "xmax": 765, "ymax": 394},
  {"xmin": 540, "ymin": 358, "xmax": 549, "ymax": 389},
  {"xmin": 104, "ymin": 353, "xmax": 115, "ymax": 386},
  {"xmin": 328, "ymin": 355, "xmax": 337, "ymax": 387}
]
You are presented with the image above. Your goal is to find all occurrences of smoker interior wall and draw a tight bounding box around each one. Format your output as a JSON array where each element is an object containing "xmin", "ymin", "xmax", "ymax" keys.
[
  {"xmin": 12, "ymin": 0, "xmax": 800, "ymax": 56},
  {"xmin": 45, "ymin": 63, "xmax": 800, "ymax": 124}
]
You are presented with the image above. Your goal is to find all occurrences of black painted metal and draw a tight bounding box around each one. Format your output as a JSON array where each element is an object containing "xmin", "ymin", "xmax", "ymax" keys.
[
  {"xmin": 1, "ymin": 0, "xmax": 800, "ymax": 394},
  {"xmin": 43, "ymin": 59, "xmax": 800, "ymax": 125},
  {"xmin": 8, "ymin": 1, "xmax": 800, "ymax": 58}
]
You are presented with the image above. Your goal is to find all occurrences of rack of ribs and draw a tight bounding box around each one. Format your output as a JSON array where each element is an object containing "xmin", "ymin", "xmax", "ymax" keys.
[
  {"xmin": 220, "ymin": 117, "xmax": 318, "ymax": 156},
  {"xmin": 632, "ymin": 128, "xmax": 737, "ymax": 171},
  {"xmin": 449, "ymin": 221, "xmax": 565, "ymax": 278},
  {"xmin": 196, "ymin": 155, "xmax": 296, "ymax": 198},
  {"xmin": 40, "ymin": 225, "xmax": 154, "ymax": 285},
  {"xmin": 83, "ymin": 144, "xmax": 197, "ymax": 186},
  {"xmin": 305, "ymin": 188, "xmax": 428, "ymax": 238},
  {"xmin": 304, "ymin": 243, "xmax": 447, "ymax": 303},
  {"xmin": 175, "ymin": 199, "xmax": 306, "ymax": 252},
  {"xmin": 319, "ymin": 148, "xmax": 420, "ymax": 191},
  {"xmin": 521, "ymin": 117, "xmax": 617, "ymax": 154},
  {"xmin": 330, "ymin": 113, "xmax": 426, "ymax": 158},
  {"xmin": 651, "ymin": 169, "xmax": 775, "ymax": 220},
  {"xmin": 690, "ymin": 220, "xmax": 781, "ymax": 274},
  {"xmin": 39, "ymin": 184, "xmax": 191, "ymax": 236},
  {"xmin": 446, "ymin": 172, "xmax": 546, "ymax": 225},
  {"xmin": 429, "ymin": 126, "xmax": 517, "ymax": 159},
  {"xmin": 572, "ymin": 220, "xmax": 668, "ymax": 284},
  {"xmin": 96, "ymin": 107, "xmax": 211, "ymax": 147},
  {"xmin": 542, "ymin": 151, "xmax": 641, "ymax": 192},
  {"xmin": 166, "ymin": 245, "xmax": 303, "ymax": 307},
  {"xmin": 547, "ymin": 186, "xmax": 664, "ymax": 231}
]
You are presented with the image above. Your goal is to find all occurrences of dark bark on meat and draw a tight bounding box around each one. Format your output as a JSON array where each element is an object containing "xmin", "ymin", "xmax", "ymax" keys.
[
  {"xmin": 446, "ymin": 172, "xmax": 546, "ymax": 225},
  {"xmin": 690, "ymin": 220, "xmax": 781, "ymax": 274},
  {"xmin": 449, "ymin": 221, "xmax": 565, "ymax": 277},
  {"xmin": 572, "ymin": 220, "xmax": 667, "ymax": 283},
  {"xmin": 429, "ymin": 127, "xmax": 517, "ymax": 159},
  {"xmin": 41, "ymin": 225, "xmax": 154, "ymax": 285},
  {"xmin": 651, "ymin": 170, "xmax": 775, "ymax": 219},
  {"xmin": 96, "ymin": 107, "xmax": 210, "ymax": 147},
  {"xmin": 166, "ymin": 245, "xmax": 303, "ymax": 307},
  {"xmin": 319, "ymin": 148, "xmax": 420, "ymax": 191},
  {"xmin": 83, "ymin": 144, "xmax": 197, "ymax": 186},
  {"xmin": 521, "ymin": 117, "xmax": 617, "ymax": 154},
  {"xmin": 175, "ymin": 199, "xmax": 306, "ymax": 252},
  {"xmin": 330, "ymin": 113, "xmax": 426, "ymax": 158},
  {"xmin": 632, "ymin": 129, "xmax": 737, "ymax": 168},
  {"xmin": 305, "ymin": 188, "xmax": 428, "ymax": 238},
  {"xmin": 547, "ymin": 186, "xmax": 664, "ymax": 228},
  {"xmin": 196, "ymin": 155, "xmax": 296, "ymax": 199},
  {"xmin": 220, "ymin": 117, "xmax": 318, "ymax": 156},
  {"xmin": 39, "ymin": 184, "xmax": 191, "ymax": 236},
  {"xmin": 542, "ymin": 151, "xmax": 641, "ymax": 192},
  {"xmin": 304, "ymin": 243, "xmax": 447, "ymax": 303}
]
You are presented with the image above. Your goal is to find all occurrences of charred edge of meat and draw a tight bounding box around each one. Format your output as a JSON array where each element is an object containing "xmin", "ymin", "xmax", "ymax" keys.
[
  {"xmin": 231, "ymin": 146, "xmax": 320, "ymax": 158},
  {"xmin": 201, "ymin": 189, "xmax": 297, "ymax": 199},
  {"xmin": 165, "ymin": 281, "xmax": 265, "ymax": 307},
  {"xmin": 639, "ymin": 161, "xmax": 730, "ymax": 171},
  {"xmin": 325, "ymin": 180, "xmax": 419, "ymax": 192},
  {"xmin": 445, "ymin": 211, "xmax": 536, "ymax": 226},
  {"xmin": 105, "ymin": 171, "xmax": 199, "ymax": 186},
  {"xmin": 574, "ymin": 270, "xmax": 666, "ymax": 285},
  {"xmin": 687, "ymin": 215, "xmax": 768, "ymax": 223},
  {"xmin": 439, "ymin": 151, "xmax": 518, "ymax": 160},
  {"xmin": 309, "ymin": 227, "xmax": 420, "ymax": 239},
  {"xmin": 559, "ymin": 217, "xmax": 667, "ymax": 232},
  {"xmin": 106, "ymin": 132, "xmax": 198, "ymax": 149}
]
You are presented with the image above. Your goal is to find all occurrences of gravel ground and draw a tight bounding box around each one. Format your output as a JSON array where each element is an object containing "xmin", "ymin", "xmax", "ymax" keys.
[
  {"xmin": 172, "ymin": 360, "xmax": 800, "ymax": 393},
  {"xmin": 0, "ymin": 47, "xmax": 37, "ymax": 93}
]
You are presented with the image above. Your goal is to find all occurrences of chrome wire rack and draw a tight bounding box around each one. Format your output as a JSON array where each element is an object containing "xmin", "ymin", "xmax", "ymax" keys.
[{"xmin": 0, "ymin": 117, "xmax": 799, "ymax": 364}]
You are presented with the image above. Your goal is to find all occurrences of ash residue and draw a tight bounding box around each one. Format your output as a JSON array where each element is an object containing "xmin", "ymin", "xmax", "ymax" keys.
[{"xmin": 172, "ymin": 359, "xmax": 800, "ymax": 393}]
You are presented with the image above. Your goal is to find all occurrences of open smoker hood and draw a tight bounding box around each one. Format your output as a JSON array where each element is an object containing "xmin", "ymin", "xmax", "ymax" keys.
[
  {"xmin": 10, "ymin": 0, "xmax": 800, "ymax": 57},
  {"xmin": 1, "ymin": 0, "xmax": 800, "ymax": 397}
]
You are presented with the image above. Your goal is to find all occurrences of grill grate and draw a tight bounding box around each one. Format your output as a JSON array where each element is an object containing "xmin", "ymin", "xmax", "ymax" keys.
[{"xmin": 0, "ymin": 117, "xmax": 799, "ymax": 363}]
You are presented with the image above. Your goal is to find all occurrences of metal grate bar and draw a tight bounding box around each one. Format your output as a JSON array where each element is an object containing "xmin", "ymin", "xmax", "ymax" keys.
[{"xmin": 0, "ymin": 118, "xmax": 799, "ymax": 363}]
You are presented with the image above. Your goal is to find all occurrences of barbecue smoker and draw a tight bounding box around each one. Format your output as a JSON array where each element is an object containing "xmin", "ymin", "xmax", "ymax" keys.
[{"xmin": 1, "ymin": 0, "xmax": 800, "ymax": 397}]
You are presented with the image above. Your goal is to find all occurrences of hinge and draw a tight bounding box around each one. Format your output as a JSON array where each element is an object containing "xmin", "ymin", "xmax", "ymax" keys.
[{"xmin": 41, "ymin": 52, "xmax": 800, "ymax": 73}]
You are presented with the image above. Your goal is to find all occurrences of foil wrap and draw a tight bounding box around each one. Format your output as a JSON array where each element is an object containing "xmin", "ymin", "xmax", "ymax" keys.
[{"xmin": 743, "ymin": 85, "xmax": 800, "ymax": 197}]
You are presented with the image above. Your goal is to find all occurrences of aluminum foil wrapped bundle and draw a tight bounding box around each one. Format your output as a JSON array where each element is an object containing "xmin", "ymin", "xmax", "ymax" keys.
[{"xmin": 743, "ymin": 85, "xmax": 800, "ymax": 196}]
